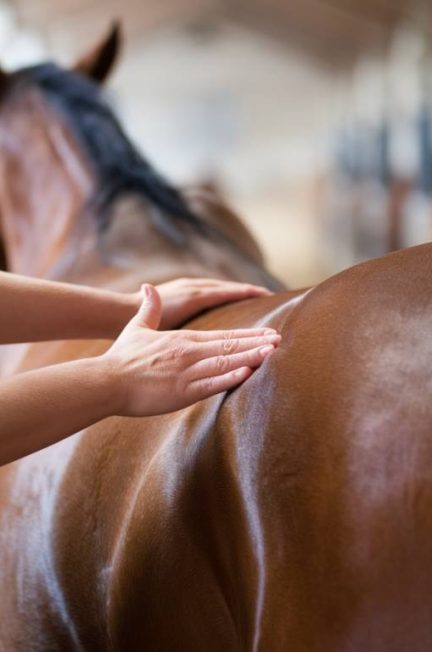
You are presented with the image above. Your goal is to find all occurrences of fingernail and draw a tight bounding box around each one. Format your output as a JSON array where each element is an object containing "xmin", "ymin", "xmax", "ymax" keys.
[
  {"xmin": 142, "ymin": 285, "xmax": 153, "ymax": 298},
  {"xmin": 235, "ymin": 367, "xmax": 250, "ymax": 378},
  {"xmin": 260, "ymin": 345, "xmax": 275, "ymax": 356}
]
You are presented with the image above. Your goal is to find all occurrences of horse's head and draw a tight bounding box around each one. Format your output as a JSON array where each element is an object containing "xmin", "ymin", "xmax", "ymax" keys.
[
  {"xmin": 0, "ymin": 23, "xmax": 122, "ymax": 275},
  {"xmin": 0, "ymin": 23, "xmax": 280, "ymax": 289}
]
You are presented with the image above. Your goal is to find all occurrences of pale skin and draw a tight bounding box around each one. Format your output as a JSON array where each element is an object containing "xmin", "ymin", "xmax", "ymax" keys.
[{"xmin": 0, "ymin": 273, "xmax": 281, "ymax": 466}]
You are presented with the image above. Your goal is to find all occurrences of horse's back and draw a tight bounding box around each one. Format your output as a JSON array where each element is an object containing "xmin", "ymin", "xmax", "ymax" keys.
[
  {"xmin": 232, "ymin": 243, "xmax": 432, "ymax": 651},
  {"xmin": 4, "ymin": 244, "xmax": 432, "ymax": 650},
  {"xmin": 169, "ymin": 243, "xmax": 432, "ymax": 650}
]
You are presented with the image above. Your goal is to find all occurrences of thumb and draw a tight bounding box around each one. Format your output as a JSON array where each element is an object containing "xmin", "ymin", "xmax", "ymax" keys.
[{"xmin": 134, "ymin": 284, "xmax": 162, "ymax": 329}]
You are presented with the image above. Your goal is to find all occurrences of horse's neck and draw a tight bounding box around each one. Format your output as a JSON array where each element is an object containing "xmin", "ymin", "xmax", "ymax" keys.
[
  {"xmin": 0, "ymin": 96, "xmax": 277, "ymax": 287},
  {"xmin": 52, "ymin": 195, "xmax": 275, "ymax": 292},
  {"xmin": 0, "ymin": 193, "xmax": 259, "ymax": 376}
]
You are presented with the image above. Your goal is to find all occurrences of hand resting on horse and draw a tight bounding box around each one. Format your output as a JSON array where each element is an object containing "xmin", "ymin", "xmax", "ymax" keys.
[
  {"xmin": 0, "ymin": 271, "xmax": 273, "ymax": 343},
  {"xmin": 154, "ymin": 277, "xmax": 274, "ymax": 329},
  {"xmin": 0, "ymin": 277, "xmax": 280, "ymax": 466}
]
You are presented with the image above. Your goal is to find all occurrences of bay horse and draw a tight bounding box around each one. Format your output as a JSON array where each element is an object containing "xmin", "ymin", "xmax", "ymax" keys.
[{"xmin": 1, "ymin": 24, "xmax": 432, "ymax": 652}]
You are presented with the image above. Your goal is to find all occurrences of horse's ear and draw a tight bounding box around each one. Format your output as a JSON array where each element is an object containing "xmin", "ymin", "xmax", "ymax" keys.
[{"xmin": 72, "ymin": 21, "xmax": 122, "ymax": 84}]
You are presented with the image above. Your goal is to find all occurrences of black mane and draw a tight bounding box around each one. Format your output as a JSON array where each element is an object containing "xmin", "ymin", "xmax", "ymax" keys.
[{"xmin": 16, "ymin": 63, "xmax": 206, "ymax": 242}]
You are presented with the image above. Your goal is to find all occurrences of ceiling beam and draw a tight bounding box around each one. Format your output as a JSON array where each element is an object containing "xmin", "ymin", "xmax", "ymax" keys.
[{"xmin": 10, "ymin": 0, "xmax": 428, "ymax": 65}]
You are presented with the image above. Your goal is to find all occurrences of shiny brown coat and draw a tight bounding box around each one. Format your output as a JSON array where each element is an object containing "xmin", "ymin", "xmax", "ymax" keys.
[{"xmin": 1, "ymin": 26, "xmax": 432, "ymax": 652}]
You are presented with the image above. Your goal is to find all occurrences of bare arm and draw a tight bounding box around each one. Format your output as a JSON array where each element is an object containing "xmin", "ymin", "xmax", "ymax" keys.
[
  {"xmin": 0, "ymin": 357, "xmax": 115, "ymax": 464},
  {"xmin": 0, "ymin": 272, "xmax": 272, "ymax": 344},
  {"xmin": 0, "ymin": 271, "xmax": 137, "ymax": 343},
  {"xmin": 0, "ymin": 285, "xmax": 280, "ymax": 466}
]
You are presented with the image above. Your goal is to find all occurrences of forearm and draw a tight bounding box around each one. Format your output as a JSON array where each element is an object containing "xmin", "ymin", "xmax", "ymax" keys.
[
  {"xmin": 0, "ymin": 357, "xmax": 116, "ymax": 465},
  {"xmin": 0, "ymin": 271, "xmax": 138, "ymax": 343},
  {"xmin": 0, "ymin": 283, "xmax": 280, "ymax": 465}
]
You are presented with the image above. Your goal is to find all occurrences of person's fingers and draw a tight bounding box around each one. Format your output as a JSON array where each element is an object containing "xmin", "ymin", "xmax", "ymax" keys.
[
  {"xmin": 188, "ymin": 366, "xmax": 254, "ymax": 401},
  {"xmin": 172, "ymin": 277, "xmax": 270, "ymax": 290},
  {"xmin": 184, "ymin": 279, "xmax": 272, "ymax": 295},
  {"xmin": 204, "ymin": 281, "xmax": 273, "ymax": 297},
  {"xmin": 133, "ymin": 284, "xmax": 162, "ymax": 330},
  {"xmin": 188, "ymin": 344, "xmax": 275, "ymax": 379},
  {"xmin": 186, "ymin": 333, "xmax": 280, "ymax": 359},
  {"xmin": 184, "ymin": 284, "xmax": 273, "ymax": 307},
  {"xmin": 184, "ymin": 327, "xmax": 279, "ymax": 342}
]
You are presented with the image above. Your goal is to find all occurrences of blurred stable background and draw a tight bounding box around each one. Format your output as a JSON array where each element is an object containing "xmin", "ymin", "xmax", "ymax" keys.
[{"xmin": 1, "ymin": 0, "xmax": 432, "ymax": 287}]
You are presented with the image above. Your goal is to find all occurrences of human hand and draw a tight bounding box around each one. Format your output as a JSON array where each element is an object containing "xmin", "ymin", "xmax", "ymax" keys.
[
  {"xmin": 155, "ymin": 277, "xmax": 273, "ymax": 329},
  {"xmin": 103, "ymin": 284, "xmax": 280, "ymax": 417}
]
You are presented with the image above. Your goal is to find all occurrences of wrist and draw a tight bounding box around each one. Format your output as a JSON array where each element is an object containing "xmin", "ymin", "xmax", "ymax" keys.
[
  {"xmin": 92, "ymin": 350, "xmax": 132, "ymax": 416},
  {"xmin": 77, "ymin": 355, "xmax": 123, "ymax": 419},
  {"xmin": 101, "ymin": 292, "xmax": 140, "ymax": 339}
]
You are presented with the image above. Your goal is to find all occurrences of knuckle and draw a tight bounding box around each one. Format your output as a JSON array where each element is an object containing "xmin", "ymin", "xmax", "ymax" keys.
[
  {"xmin": 202, "ymin": 377, "xmax": 215, "ymax": 394},
  {"xmin": 172, "ymin": 342, "xmax": 190, "ymax": 360},
  {"xmin": 148, "ymin": 353, "xmax": 163, "ymax": 369},
  {"xmin": 224, "ymin": 339, "xmax": 236, "ymax": 353},
  {"xmin": 171, "ymin": 347, "xmax": 183, "ymax": 360},
  {"xmin": 216, "ymin": 355, "xmax": 228, "ymax": 372},
  {"xmin": 160, "ymin": 337, "xmax": 183, "ymax": 361},
  {"xmin": 222, "ymin": 331, "xmax": 237, "ymax": 353}
]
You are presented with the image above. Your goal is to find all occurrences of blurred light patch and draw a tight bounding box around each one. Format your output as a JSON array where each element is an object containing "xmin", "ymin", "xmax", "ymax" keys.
[{"xmin": 1, "ymin": 1, "xmax": 432, "ymax": 287}]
